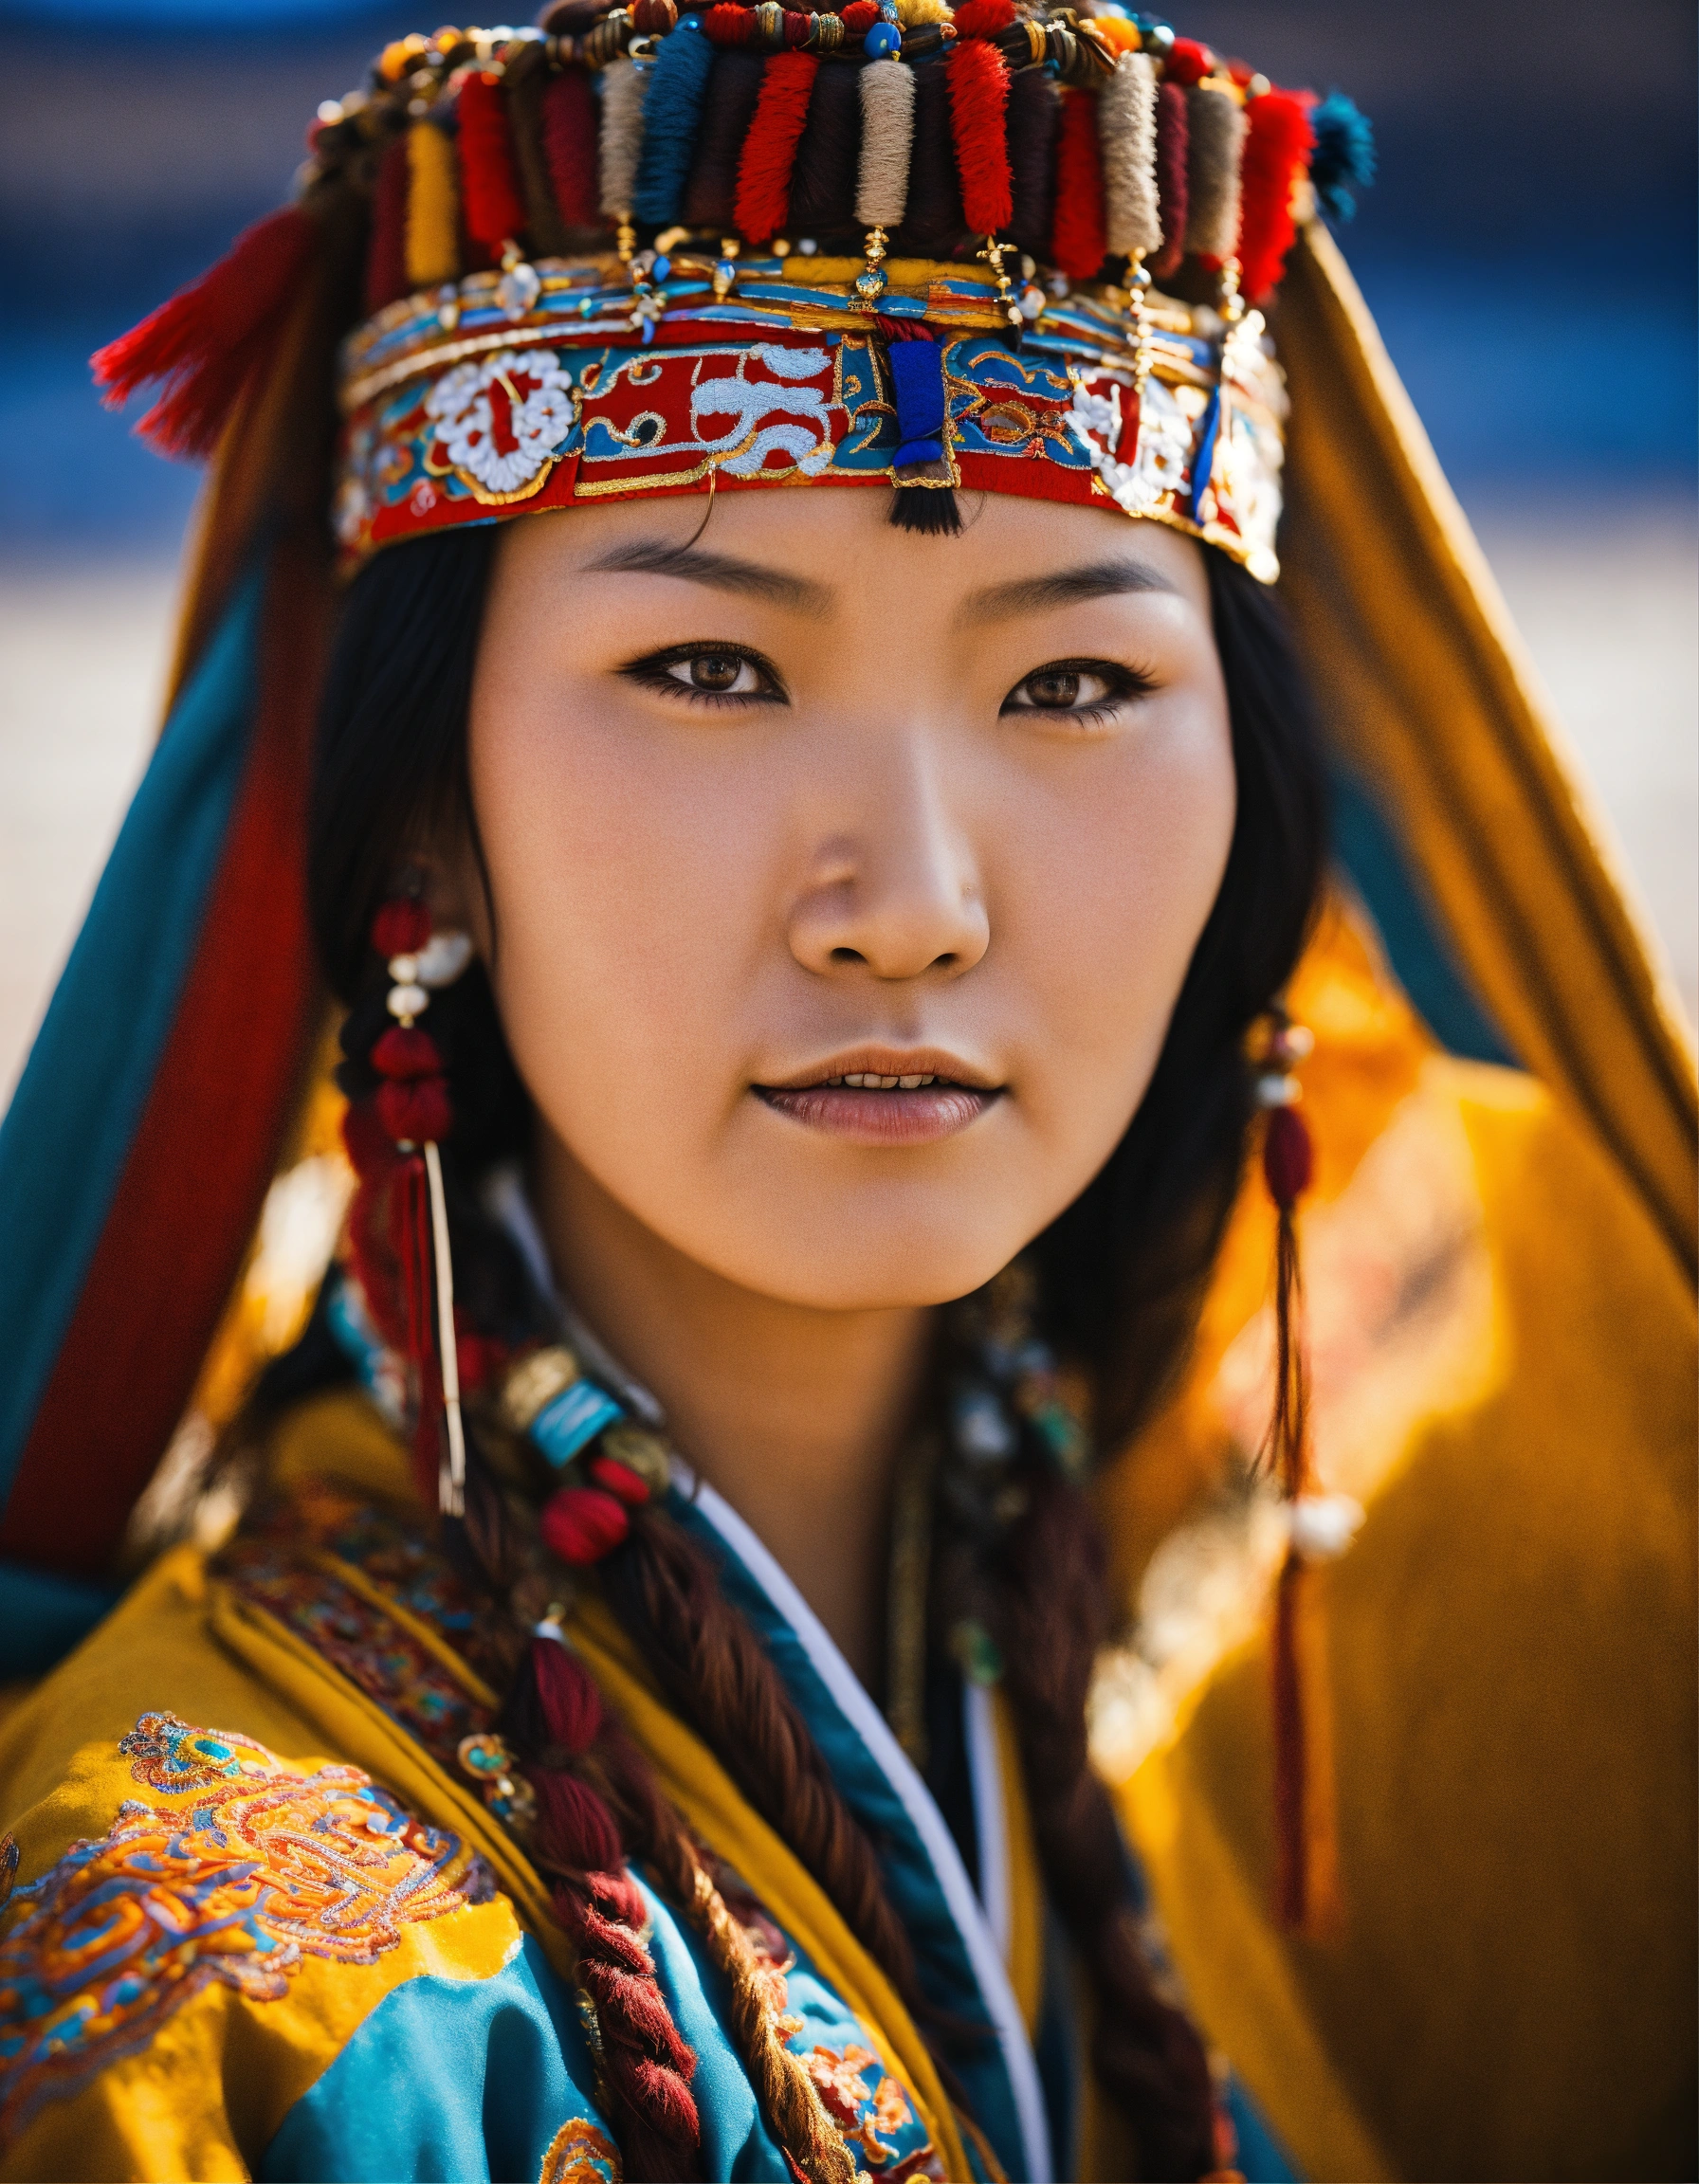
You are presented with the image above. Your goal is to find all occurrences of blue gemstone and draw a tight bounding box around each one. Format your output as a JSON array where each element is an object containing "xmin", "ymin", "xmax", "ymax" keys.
[
  {"xmin": 652, "ymin": 255, "xmax": 671, "ymax": 283},
  {"xmin": 530, "ymin": 1379, "xmax": 623, "ymax": 1468},
  {"xmin": 864, "ymin": 21, "xmax": 900, "ymax": 55}
]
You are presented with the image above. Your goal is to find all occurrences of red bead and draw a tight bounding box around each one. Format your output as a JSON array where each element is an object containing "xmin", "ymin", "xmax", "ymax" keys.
[
  {"xmin": 375, "ymin": 1074, "xmax": 452, "ymax": 1145},
  {"xmin": 1164, "ymin": 35, "xmax": 1215, "ymax": 84},
  {"xmin": 588, "ymin": 1452, "xmax": 650, "ymax": 1505},
  {"xmin": 372, "ymin": 1026, "xmax": 443, "ymax": 1081},
  {"xmin": 373, "ymin": 899, "xmax": 431, "ymax": 957},
  {"xmin": 539, "ymin": 1484, "xmax": 631, "ymax": 1565},
  {"xmin": 1263, "ymin": 1102, "xmax": 1313, "ymax": 1210}
]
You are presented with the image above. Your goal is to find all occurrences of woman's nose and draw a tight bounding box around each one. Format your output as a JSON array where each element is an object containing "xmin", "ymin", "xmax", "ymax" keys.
[{"xmin": 786, "ymin": 736, "xmax": 990, "ymax": 982}]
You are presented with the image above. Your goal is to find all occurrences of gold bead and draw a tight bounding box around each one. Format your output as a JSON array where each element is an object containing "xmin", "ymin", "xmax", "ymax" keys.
[{"xmin": 500, "ymin": 1345, "xmax": 582, "ymax": 1433}]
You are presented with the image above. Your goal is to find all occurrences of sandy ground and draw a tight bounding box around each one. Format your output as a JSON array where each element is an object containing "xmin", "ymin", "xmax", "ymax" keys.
[{"xmin": 2, "ymin": 500, "xmax": 1694, "ymax": 1110}]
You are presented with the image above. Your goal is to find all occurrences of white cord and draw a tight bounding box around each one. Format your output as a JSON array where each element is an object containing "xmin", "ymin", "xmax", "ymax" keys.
[{"xmin": 423, "ymin": 1140, "xmax": 466, "ymax": 1516}]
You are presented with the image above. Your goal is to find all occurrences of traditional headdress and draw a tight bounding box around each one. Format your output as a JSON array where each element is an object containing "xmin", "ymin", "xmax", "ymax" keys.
[
  {"xmin": 89, "ymin": 9, "xmax": 1364, "ymax": 582},
  {"xmin": 0, "ymin": 7, "xmax": 1690, "ymax": 1888}
]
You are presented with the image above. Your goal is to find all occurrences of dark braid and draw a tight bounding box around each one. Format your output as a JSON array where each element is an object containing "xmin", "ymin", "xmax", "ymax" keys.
[
  {"xmin": 603, "ymin": 1509, "xmax": 928, "ymax": 2012},
  {"xmin": 995, "ymin": 1465, "xmax": 1216, "ymax": 2180}
]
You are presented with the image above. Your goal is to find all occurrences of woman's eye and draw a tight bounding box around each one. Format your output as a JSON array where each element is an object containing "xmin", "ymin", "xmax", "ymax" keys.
[
  {"xmin": 1002, "ymin": 661, "xmax": 1139, "ymax": 719},
  {"xmin": 621, "ymin": 646, "xmax": 783, "ymax": 704},
  {"xmin": 669, "ymin": 651, "xmax": 762, "ymax": 696}
]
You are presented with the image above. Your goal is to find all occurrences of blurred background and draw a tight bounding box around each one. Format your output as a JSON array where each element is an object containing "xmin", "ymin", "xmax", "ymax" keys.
[{"xmin": 1, "ymin": 0, "xmax": 1694, "ymax": 1100}]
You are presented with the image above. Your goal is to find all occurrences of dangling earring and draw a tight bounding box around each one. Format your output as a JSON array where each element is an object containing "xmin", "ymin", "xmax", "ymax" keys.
[
  {"xmin": 1255, "ymin": 1007, "xmax": 1361, "ymax": 1933},
  {"xmin": 367, "ymin": 895, "xmax": 474, "ymax": 1517}
]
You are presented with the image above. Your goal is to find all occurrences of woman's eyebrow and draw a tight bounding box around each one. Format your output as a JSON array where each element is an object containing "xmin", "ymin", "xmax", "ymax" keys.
[
  {"xmin": 959, "ymin": 556, "xmax": 1181, "ymax": 623},
  {"xmin": 582, "ymin": 538, "xmax": 833, "ymax": 613}
]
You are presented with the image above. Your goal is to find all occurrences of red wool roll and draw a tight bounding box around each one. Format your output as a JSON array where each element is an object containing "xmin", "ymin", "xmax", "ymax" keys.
[
  {"xmin": 951, "ymin": 0, "xmax": 1015, "ymax": 34},
  {"xmin": 375, "ymin": 1074, "xmax": 452, "ymax": 1146},
  {"xmin": 540, "ymin": 67, "xmax": 600, "ymax": 228},
  {"xmin": 946, "ymin": 37, "xmax": 1014, "ymax": 234},
  {"xmin": 372, "ymin": 1026, "xmax": 442, "ymax": 1081},
  {"xmin": 456, "ymin": 71, "xmax": 527, "ymax": 255},
  {"xmin": 372, "ymin": 898, "xmax": 430, "ymax": 956},
  {"xmin": 838, "ymin": 0, "xmax": 879, "ymax": 28},
  {"xmin": 735, "ymin": 51, "xmax": 819, "ymax": 242},
  {"xmin": 1149, "ymin": 77, "xmax": 1189, "ymax": 281},
  {"xmin": 780, "ymin": 11, "xmax": 813, "ymax": 46},
  {"xmin": 540, "ymin": 1483, "xmax": 632, "ymax": 1564},
  {"xmin": 1050, "ymin": 90, "xmax": 1106, "ymax": 280},
  {"xmin": 704, "ymin": 5, "xmax": 757, "ymax": 42},
  {"xmin": 1236, "ymin": 87, "xmax": 1314, "ymax": 303}
]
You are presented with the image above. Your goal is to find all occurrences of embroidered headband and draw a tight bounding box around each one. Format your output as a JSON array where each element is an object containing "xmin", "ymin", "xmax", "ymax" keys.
[{"xmin": 94, "ymin": 9, "xmax": 1374, "ymax": 583}]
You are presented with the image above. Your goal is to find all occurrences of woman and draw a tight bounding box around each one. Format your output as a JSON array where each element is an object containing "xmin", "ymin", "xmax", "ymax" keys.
[{"xmin": 0, "ymin": 12, "xmax": 1692, "ymax": 2183}]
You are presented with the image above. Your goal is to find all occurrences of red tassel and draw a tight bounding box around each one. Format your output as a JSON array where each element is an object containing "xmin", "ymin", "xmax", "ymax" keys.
[
  {"xmin": 90, "ymin": 205, "xmax": 316, "ymax": 460},
  {"xmin": 392, "ymin": 1150, "xmax": 443, "ymax": 1500},
  {"xmin": 457, "ymin": 71, "xmax": 528, "ymax": 256},
  {"xmin": 946, "ymin": 39, "xmax": 1014, "ymax": 235},
  {"xmin": 1050, "ymin": 91, "xmax": 1106, "ymax": 282},
  {"xmin": 735, "ymin": 52, "xmax": 819, "ymax": 243},
  {"xmin": 366, "ymin": 136, "xmax": 411, "ymax": 316},
  {"xmin": 541, "ymin": 67, "xmax": 599, "ymax": 228},
  {"xmin": 1236, "ymin": 89, "xmax": 1314, "ymax": 304},
  {"xmin": 342, "ymin": 1101, "xmax": 398, "ymax": 1184},
  {"xmin": 1271, "ymin": 1549, "xmax": 1308, "ymax": 1925},
  {"xmin": 541, "ymin": 1483, "xmax": 632, "ymax": 1564}
]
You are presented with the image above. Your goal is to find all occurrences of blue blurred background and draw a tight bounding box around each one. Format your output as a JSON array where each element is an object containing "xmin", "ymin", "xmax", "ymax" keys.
[{"xmin": 1, "ymin": 0, "xmax": 1694, "ymax": 1083}]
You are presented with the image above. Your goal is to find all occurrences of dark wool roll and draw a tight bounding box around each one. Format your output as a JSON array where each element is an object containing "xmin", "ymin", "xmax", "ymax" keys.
[
  {"xmin": 1149, "ymin": 77, "xmax": 1188, "ymax": 280},
  {"xmin": 1006, "ymin": 65, "xmax": 1060, "ymax": 263},
  {"xmin": 632, "ymin": 15, "xmax": 716, "ymax": 227},
  {"xmin": 684, "ymin": 50, "xmax": 766, "ymax": 230},
  {"xmin": 787, "ymin": 59, "xmax": 861, "ymax": 236},
  {"xmin": 365, "ymin": 135, "xmax": 411, "ymax": 316},
  {"xmin": 541, "ymin": 67, "xmax": 601, "ymax": 232},
  {"xmin": 890, "ymin": 61, "xmax": 965, "ymax": 258},
  {"xmin": 505, "ymin": 52, "xmax": 573, "ymax": 259}
]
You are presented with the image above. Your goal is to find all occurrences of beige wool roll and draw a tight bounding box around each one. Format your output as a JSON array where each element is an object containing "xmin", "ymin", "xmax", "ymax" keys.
[
  {"xmin": 1185, "ymin": 83, "xmax": 1247, "ymax": 261},
  {"xmin": 598, "ymin": 57, "xmax": 649, "ymax": 223},
  {"xmin": 855, "ymin": 60, "xmax": 916, "ymax": 230},
  {"xmin": 1100, "ymin": 50, "xmax": 1162, "ymax": 261}
]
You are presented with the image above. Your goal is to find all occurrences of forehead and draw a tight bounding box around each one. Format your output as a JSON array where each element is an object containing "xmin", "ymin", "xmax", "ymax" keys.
[{"xmin": 494, "ymin": 483, "xmax": 1213, "ymax": 621}]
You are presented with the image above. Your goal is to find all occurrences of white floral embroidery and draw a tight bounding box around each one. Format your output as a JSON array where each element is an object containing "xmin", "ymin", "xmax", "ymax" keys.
[
  {"xmin": 425, "ymin": 348, "xmax": 574, "ymax": 497},
  {"xmin": 1067, "ymin": 373, "xmax": 1195, "ymax": 518}
]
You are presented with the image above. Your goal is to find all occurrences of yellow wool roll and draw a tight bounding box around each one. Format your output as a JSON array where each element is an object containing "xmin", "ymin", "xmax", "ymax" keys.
[{"xmin": 405, "ymin": 120, "xmax": 461, "ymax": 290}]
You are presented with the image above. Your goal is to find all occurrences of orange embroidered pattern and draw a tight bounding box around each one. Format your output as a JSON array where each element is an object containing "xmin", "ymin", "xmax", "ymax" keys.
[
  {"xmin": 538, "ymin": 2114, "xmax": 622, "ymax": 2184},
  {"xmin": 806, "ymin": 2044, "xmax": 946, "ymax": 2177},
  {"xmin": 0, "ymin": 1712, "xmax": 479, "ymax": 2143}
]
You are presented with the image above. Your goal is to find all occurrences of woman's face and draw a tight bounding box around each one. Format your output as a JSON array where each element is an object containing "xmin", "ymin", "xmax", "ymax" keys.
[{"xmin": 462, "ymin": 486, "xmax": 1233, "ymax": 1310}]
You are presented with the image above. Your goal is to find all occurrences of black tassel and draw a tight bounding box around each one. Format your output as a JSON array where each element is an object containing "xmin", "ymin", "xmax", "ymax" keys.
[{"xmin": 890, "ymin": 484, "xmax": 962, "ymax": 536}]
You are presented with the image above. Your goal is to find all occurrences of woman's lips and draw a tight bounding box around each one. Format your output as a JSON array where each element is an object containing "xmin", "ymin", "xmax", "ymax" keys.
[{"xmin": 755, "ymin": 1080, "xmax": 1000, "ymax": 1145}]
